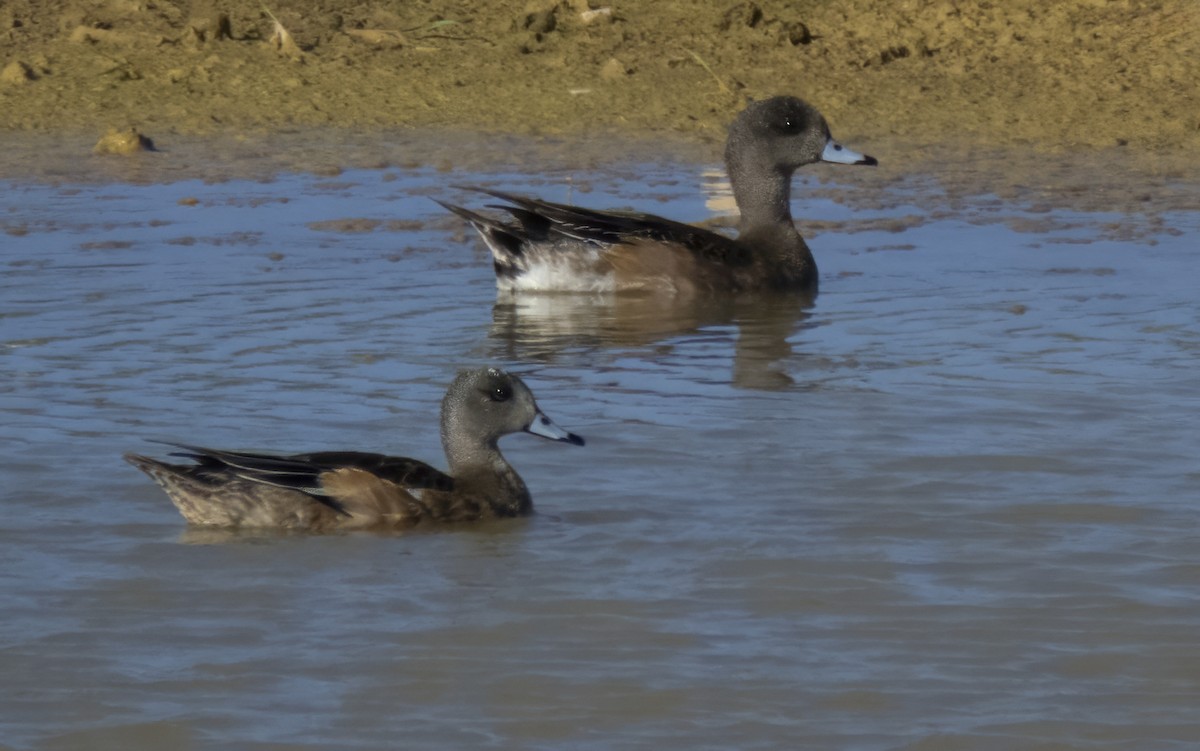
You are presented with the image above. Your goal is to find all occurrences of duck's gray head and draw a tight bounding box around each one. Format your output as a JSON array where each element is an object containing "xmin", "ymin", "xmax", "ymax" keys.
[
  {"xmin": 725, "ymin": 95, "xmax": 877, "ymax": 175},
  {"xmin": 442, "ymin": 367, "xmax": 585, "ymax": 452}
]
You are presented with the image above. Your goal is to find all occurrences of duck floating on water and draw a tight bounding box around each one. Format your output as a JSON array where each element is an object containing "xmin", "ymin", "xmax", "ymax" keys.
[
  {"xmin": 125, "ymin": 368, "xmax": 584, "ymax": 530},
  {"xmin": 439, "ymin": 95, "xmax": 876, "ymax": 295}
]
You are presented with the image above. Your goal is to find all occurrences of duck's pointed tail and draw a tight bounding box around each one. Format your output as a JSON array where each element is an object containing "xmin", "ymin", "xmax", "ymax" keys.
[{"xmin": 434, "ymin": 198, "xmax": 528, "ymax": 281}]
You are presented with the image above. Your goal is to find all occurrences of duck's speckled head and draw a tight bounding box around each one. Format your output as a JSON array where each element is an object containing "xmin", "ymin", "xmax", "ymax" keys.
[
  {"xmin": 727, "ymin": 95, "xmax": 877, "ymax": 175},
  {"xmin": 442, "ymin": 367, "xmax": 584, "ymax": 454}
]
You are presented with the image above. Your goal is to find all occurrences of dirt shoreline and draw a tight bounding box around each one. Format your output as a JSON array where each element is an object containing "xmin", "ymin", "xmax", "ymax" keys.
[{"xmin": 1, "ymin": 1, "xmax": 1197, "ymax": 158}]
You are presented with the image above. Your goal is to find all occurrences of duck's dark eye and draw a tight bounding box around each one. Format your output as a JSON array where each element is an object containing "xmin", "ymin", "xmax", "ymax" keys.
[
  {"xmin": 490, "ymin": 384, "xmax": 512, "ymax": 402},
  {"xmin": 775, "ymin": 115, "xmax": 803, "ymax": 134}
]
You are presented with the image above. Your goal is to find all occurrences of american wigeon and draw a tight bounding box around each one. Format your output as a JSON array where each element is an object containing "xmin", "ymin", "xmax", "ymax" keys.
[
  {"xmin": 439, "ymin": 95, "xmax": 876, "ymax": 295},
  {"xmin": 125, "ymin": 367, "xmax": 584, "ymax": 529}
]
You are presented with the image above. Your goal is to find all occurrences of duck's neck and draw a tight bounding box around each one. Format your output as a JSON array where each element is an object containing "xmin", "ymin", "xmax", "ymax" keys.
[
  {"xmin": 726, "ymin": 157, "xmax": 817, "ymax": 288},
  {"xmin": 445, "ymin": 439, "xmax": 532, "ymax": 516},
  {"xmin": 731, "ymin": 162, "xmax": 797, "ymax": 231}
]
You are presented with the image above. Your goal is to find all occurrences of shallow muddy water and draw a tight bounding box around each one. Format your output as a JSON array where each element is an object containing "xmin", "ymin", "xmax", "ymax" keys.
[{"xmin": 1, "ymin": 137, "xmax": 1198, "ymax": 750}]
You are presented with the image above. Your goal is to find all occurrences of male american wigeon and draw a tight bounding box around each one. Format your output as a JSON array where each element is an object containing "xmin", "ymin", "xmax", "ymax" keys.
[
  {"xmin": 439, "ymin": 95, "xmax": 876, "ymax": 295},
  {"xmin": 125, "ymin": 368, "xmax": 584, "ymax": 529}
]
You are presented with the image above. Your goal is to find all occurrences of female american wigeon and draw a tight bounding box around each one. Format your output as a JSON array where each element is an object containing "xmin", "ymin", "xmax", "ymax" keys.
[
  {"xmin": 125, "ymin": 368, "xmax": 584, "ymax": 530},
  {"xmin": 439, "ymin": 95, "xmax": 876, "ymax": 295}
]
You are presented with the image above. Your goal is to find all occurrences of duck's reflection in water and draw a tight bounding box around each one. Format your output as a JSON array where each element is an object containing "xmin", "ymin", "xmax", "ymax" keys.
[{"xmin": 487, "ymin": 290, "xmax": 815, "ymax": 391}]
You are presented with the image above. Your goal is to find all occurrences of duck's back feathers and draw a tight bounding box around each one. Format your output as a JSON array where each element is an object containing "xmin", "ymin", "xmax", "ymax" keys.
[
  {"xmin": 441, "ymin": 187, "xmax": 759, "ymax": 293},
  {"xmin": 160, "ymin": 443, "xmax": 452, "ymax": 495},
  {"xmin": 471, "ymin": 187, "xmax": 752, "ymax": 264},
  {"xmin": 129, "ymin": 442, "xmax": 456, "ymax": 527},
  {"xmin": 125, "ymin": 451, "xmax": 348, "ymax": 529}
]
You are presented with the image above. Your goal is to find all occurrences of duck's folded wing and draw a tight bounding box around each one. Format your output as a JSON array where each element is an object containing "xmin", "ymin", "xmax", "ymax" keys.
[
  {"xmin": 158, "ymin": 442, "xmax": 324, "ymax": 489},
  {"xmin": 466, "ymin": 187, "xmax": 753, "ymax": 267},
  {"xmin": 157, "ymin": 442, "xmax": 453, "ymax": 520},
  {"xmin": 315, "ymin": 467, "xmax": 426, "ymax": 525},
  {"xmin": 288, "ymin": 451, "xmax": 454, "ymax": 492}
]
